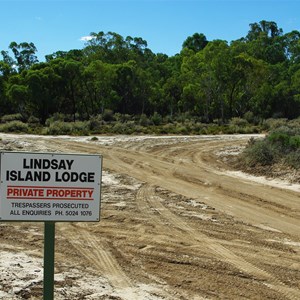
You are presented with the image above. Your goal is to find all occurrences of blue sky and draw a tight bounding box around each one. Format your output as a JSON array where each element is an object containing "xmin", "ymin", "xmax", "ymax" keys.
[{"xmin": 1, "ymin": 0, "xmax": 300, "ymax": 61}]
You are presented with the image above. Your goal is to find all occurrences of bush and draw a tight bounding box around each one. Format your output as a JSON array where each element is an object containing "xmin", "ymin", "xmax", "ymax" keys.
[
  {"xmin": 241, "ymin": 140, "xmax": 276, "ymax": 167},
  {"xmin": 45, "ymin": 121, "xmax": 73, "ymax": 135},
  {"xmin": 243, "ymin": 111, "xmax": 254, "ymax": 123},
  {"xmin": 111, "ymin": 122, "xmax": 127, "ymax": 134},
  {"xmin": 1, "ymin": 113, "xmax": 24, "ymax": 123},
  {"xmin": 27, "ymin": 115, "xmax": 40, "ymax": 124},
  {"xmin": 267, "ymin": 131, "xmax": 290, "ymax": 150},
  {"xmin": 229, "ymin": 117, "xmax": 248, "ymax": 127},
  {"xmin": 267, "ymin": 127, "xmax": 300, "ymax": 153},
  {"xmin": 263, "ymin": 118, "xmax": 288, "ymax": 130},
  {"xmin": 71, "ymin": 121, "xmax": 90, "ymax": 135},
  {"xmin": 240, "ymin": 126, "xmax": 300, "ymax": 170},
  {"xmin": 88, "ymin": 115, "xmax": 103, "ymax": 132},
  {"xmin": 151, "ymin": 112, "xmax": 162, "ymax": 126},
  {"xmin": 114, "ymin": 113, "xmax": 131, "ymax": 123},
  {"xmin": 0, "ymin": 121, "xmax": 29, "ymax": 133},
  {"xmin": 289, "ymin": 135, "xmax": 300, "ymax": 149},
  {"xmin": 285, "ymin": 149, "xmax": 300, "ymax": 169},
  {"xmin": 139, "ymin": 114, "xmax": 150, "ymax": 126},
  {"xmin": 163, "ymin": 115, "xmax": 174, "ymax": 124},
  {"xmin": 45, "ymin": 113, "xmax": 66, "ymax": 126},
  {"xmin": 44, "ymin": 121, "xmax": 89, "ymax": 135},
  {"xmin": 287, "ymin": 118, "xmax": 300, "ymax": 129}
]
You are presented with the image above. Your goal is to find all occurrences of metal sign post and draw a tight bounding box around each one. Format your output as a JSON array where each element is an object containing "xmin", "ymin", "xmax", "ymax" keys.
[{"xmin": 44, "ymin": 222, "xmax": 55, "ymax": 300}]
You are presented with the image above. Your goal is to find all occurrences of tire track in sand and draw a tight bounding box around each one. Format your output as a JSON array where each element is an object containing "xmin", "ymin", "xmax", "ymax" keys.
[
  {"xmin": 136, "ymin": 184, "xmax": 300, "ymax": 300},
  {"xmin": 58, "ymin": 224, "xmax": 140, "ymax": 300}
]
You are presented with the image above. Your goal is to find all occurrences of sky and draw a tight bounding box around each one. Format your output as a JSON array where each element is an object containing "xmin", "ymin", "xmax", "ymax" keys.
[{"xmin": 1, "ymin": 0, "xmax": 300, "ymax": 61}]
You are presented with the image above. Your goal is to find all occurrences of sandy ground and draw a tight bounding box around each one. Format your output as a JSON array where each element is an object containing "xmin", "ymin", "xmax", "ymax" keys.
[{"xmin": 0, "ymin": 133, "xmax": 300, "ymax": 300}]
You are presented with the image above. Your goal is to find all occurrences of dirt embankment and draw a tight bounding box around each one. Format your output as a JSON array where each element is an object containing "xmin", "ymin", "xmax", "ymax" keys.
[{"xmin": 0, "ymin": 134, "xmax": 300, "ymax": 300}]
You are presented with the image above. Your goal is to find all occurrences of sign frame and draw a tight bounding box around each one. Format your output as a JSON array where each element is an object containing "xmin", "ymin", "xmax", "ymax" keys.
[{"xmin": 0, "ymin": 151, "xmax": 102, "ymax": 222}]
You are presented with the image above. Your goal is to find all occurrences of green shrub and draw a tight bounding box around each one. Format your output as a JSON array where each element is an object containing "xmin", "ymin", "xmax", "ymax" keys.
[
  {"xmin": 27, "ymin": 115, "xmax": 40, "ymax": 124},
  {"xmin": 151, "ymin": 112, "xmax": 162, "ymax": 126},
  {"xmin": 206, "ymin": 124, "xmax": 221, "ymax": 135},
  {"xmin": 267, "ymin": 127, "xmax": 300, "ymax": 153},
  {"xmin": 45, "ymin": 113, "xmax": 66, "ymax": 126},
  {"xmin": 243, "ymin": 111, "xmax": 254, "ymax": 123},
  {"xmin": 132, "ymin": 125, "xmax": 145, "ymax": 134},
  {"xmin": 44, "ymin": 121, "xmax": 90, "ymax": 135},
  {"xmin": 240, "ymin": 126, "xmax": 300, "ymax": 169},
  {"xmin": 112, "ymin": 122, "xmax": 127, "ymax": 134},
  {"xmin": 285, "ymin": 149, "xmax": 300, "ymax": 169},
  {"xmin": 90, "ymin": 136, "xmax": 98, "ymax": 141},
  {"xmin": 71, "ymin": 121, "xmax": 90, "ymax": 135},
  {"xmin": 289, "ymin": 135, "xmax": 300, "ymax": 149},
  {"xmin": 267, "ymin": 131, "xmax": 290, "ymax": 149},
  {"xmin": 229, "ymin": 117, "xmax": 249, "ymax": 127},
  {"xmin": 114, "ymin": 113, "xmax": 132, "ymax": 123},
  {"xmin": 45, "ymin": 121, "xmax": 73, "ymax": 135},
  {"xmin": 263, "ymin": 118, "xmax": 288, "ymax": 130},
  {"xmin": 0, "ymin": 121, "xmax": 29, "ymax": 133},
  {"xmin": 139, "ymin": 114, "xmax": 150, "ymax": 126},
  {"xmin": 89, "ymin": 115, "xmax": 104, "ymax": 132},
  {"xmin": 174, "ymin": 125, "xmax": 189, "ymax": 134},
  {"xmin": 163, "ymin": 115, "xmax": 174, "ymax": 124},
  {"xmin": 241, "ymin": 140, "xmax": 276, "ymax": 167},
  {"xmin": 287, "ymin": 118, "xmax": 300, "ymax": 129},
  {"xmin": 1, "ymin": 113, "xmax": 24, "ymax": 123}
]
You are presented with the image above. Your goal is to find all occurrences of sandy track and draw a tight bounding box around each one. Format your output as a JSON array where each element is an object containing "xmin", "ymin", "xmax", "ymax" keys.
[
  {"xmin": 1, "ymin": 134, "xmax": 300, "ymax": 299},
  {"xmin": 47, "ymin": 137, "xmax": 300, "ymax": 234}
]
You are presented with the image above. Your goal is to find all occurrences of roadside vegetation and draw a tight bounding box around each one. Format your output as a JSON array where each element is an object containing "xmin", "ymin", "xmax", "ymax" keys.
[
  {"xmin": 238, "ymin": 118, "xmax": 300, "ymax": 172},
  {"xmin": 0, "ymin": 112, "xmax": 263, "ymax": 135}
]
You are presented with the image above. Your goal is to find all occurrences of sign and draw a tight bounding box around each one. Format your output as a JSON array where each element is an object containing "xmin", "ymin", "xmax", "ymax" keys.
[{"xmin": 0, "ymin": 152, "xmax": 102, "ymax": 221}]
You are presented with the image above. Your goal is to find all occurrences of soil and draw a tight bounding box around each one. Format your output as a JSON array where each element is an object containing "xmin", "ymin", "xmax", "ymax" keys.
[{"xmin": 0, "ymin": 133, "xmax": 300, "ymax": 300}]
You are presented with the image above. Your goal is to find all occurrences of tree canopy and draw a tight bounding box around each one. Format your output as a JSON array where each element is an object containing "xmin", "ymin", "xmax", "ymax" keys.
[{"xmin": 1, "ymin": 20, "xmax": 300, "ymax": 124}]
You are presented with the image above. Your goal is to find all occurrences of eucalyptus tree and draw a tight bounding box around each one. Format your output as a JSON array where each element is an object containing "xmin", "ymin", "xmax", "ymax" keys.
[
  {"xmin": 0, "ymin": 56, "xmax": 15, "ymax": 114},
  {"xmin": 5, "ymin": 72, "xmax": 28, "ymax": 115},
  {"xmin": 245, "ymin": 21, "xmax": 286, "ymax": 64},
  {"xmin": 9, "ymin": 42, "xmax": 38, "ymax": 72},
  {"xmin": 181, "ymin": 40, "xmax": 231, "ymax": 122},
  {"xmin": 49, "ymin": 58, "xmax": 83, "ymax": 121},
  {"xmin": 83, "ymin": 60, "xmax": 118, "ymax": 115},
  {"xmin": 24, "ymin": 64, "xmax": 61, "ymax": 122},
  {"xmin": 182, "ymin": 33, "xmax": 208, "ymax": 52}
]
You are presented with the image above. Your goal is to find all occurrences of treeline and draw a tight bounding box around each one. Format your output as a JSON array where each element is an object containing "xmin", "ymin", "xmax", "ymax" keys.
[{"xmin": 1, "ymin": 20, "xmax": 300, "ymax": 127}]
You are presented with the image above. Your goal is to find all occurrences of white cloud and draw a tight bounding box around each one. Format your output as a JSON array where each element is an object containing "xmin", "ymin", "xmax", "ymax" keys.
[{"xmin": 80, "ymin": 35, "xmax": 95, "ymax": 42}]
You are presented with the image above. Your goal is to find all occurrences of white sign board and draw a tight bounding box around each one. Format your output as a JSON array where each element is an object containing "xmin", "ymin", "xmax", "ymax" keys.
[{"xmin": 0, "ymin": 152, "xmax": 102, "ymax": 221}]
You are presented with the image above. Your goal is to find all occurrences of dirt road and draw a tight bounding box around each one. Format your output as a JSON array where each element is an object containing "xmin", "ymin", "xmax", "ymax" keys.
[{"xmin": 0, "ymin": 134, "xmax": 300, "ymax": 299}]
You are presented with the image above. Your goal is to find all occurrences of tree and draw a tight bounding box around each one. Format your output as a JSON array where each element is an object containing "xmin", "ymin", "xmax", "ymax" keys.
[
  {"xmin": 45, "ymin": 49, "xmax": 84, "ymax": 62},
  {"xmin": 83, "ymin": 60, "xmax": 118, "ymax": 115},
  {"xmin": 9, "ymin": 42, "xmax": 38, "ymax": 72},
  {"xmin": 283, "ymin": 30, "xmax": 300, "ymax": 63},
  {"xmin": 24, "ymin": 66, "xmax": 61, "ymax": 122},
  {"xmin": 182, "ymin": 40, "xmax": 231, "ymax": 122},
  {"xmin": 246, "ymin": 20, "xmax": 283, "ymax": 41},
  {"xmin": 182, "ymin": 33, "xmax": 208, "ymax": 52},
  {"xmin": 245, "ymin": 21, "xmax": 286, "ymax": 64},
  {"xmin": 49, "ymin": 58, "xmax": 83, "ymax": 121},
  {"xmin": 5, "ymin": 74, "xmax": 29, "ymax": 115}
]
